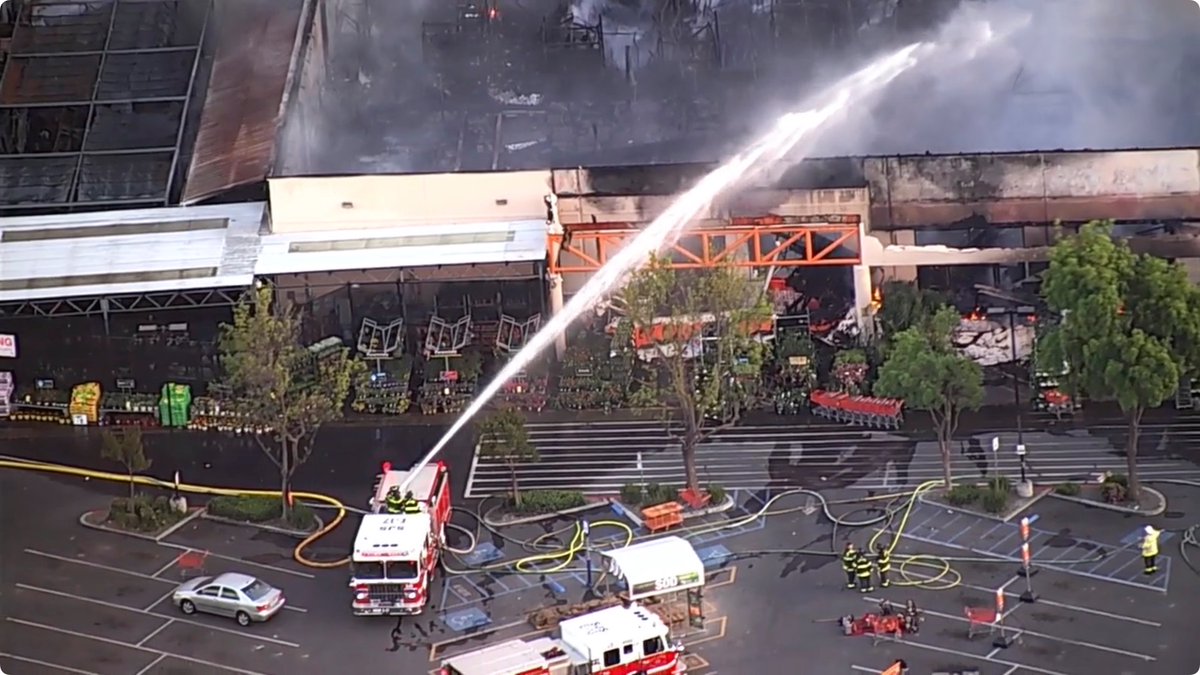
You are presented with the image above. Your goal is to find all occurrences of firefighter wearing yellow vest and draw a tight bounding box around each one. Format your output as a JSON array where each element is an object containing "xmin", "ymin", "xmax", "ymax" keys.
[
  {"xmin": 855, "ymin": 551, "xmax": 874, "ymax": 592},
  {"xmin": 875, "ymin": 542, "xmax": 892, "ymax": 588},
  {"xmin": 841, "ymin": 543, "xmax": 858, "ymax": 589},
  {"xmin": 1141, "ymin": 525, "xmax": 1161, "ymax": 574}
]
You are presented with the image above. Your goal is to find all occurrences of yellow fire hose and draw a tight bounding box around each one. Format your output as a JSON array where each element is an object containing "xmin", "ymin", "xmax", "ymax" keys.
[{"xmin": 0, "ymin": 457, "xmax": 350, "ymax": 568}]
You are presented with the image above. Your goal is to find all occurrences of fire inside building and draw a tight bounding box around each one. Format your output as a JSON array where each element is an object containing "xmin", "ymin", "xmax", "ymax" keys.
[{"xmin": 0, "ymin": 0, "xmax": 1198, "ymax": 417}]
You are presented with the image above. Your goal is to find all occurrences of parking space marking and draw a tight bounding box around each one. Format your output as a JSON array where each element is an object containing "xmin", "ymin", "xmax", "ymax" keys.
[
  {"xmin": 144, "ymin": 587, "xmax": 178, "ymax": 611},
  {"xmin": 23, "ymin": 549, "xmax": 309, "ymax": 613},
  {"xmin": 900, "ymin": 569, "xmax": 1161, "ymax": 627},
  {"xmin": 151, "ymin": 553, "xmax": 186, "ymax": 578},
  {"xmin": 1001, "ymin": 666, "xmax": 1019, "ymax": 675},
  {"xmin": 15, "ymin": 584, "xmax": 300, "ymax": 649},
  {"xmin": 850, "ymin": 666, "xmax": 877, "ymax": 673},
  {"xmin": 134, "ymin": 654, "xmax": 166, "ymax": 675},
  {"xmin": 158, "ymin": 542, "xmax": 315, "ymax": 579},
  {"xmin": 25, "ymin": 548, "xmax": 165, "ymax": 582},
  {"xmin": 137, "ymin": 620, "xmax": 174, "ymax": 647},
  {"xmin": 6, "ymin": 618, "xmax": 270, "ymax": 675},
  {"xmin": 871, "ymin": 633, "xmax": 1069, "ymax": 675},
  {"xmin": 867, "ymin": 600, "xmax": 1157, "ymax": 663},
  {"xmin": 0, "ymin": 651, "xmax": 100, "ymax": 674}
]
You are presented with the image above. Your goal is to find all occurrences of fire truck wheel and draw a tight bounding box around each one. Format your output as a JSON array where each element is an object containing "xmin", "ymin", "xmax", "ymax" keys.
[{"xmin": 180, "ymin": 600, "xmax": 196, "ymax": 615}]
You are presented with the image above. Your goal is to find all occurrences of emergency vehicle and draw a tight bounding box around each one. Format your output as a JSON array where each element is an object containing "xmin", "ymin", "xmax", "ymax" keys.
[
  {"xmin": 440, "ymin": 603, "xmax": 686, "ymax": 675},
  {"xmin": 350, "ymin": 461, "xmax": 451, "ymax": 616}
]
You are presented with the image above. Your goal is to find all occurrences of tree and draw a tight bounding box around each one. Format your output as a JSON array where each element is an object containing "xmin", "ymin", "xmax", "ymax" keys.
[
  {"xmin": 217, "ymin": 287, "xmax": 363, "ymax": 516},
  {"xmin": 476, "ymin": 408, "xmax": 538, "ymax": 506},
  {"xmin": 876, "ymin": 281, "xmax": 950, "ymax": 340},
  {"xmin": 100, "ymin": 427, "xmax": 150, "ymax": 499},
  {"xmin": 875, "ymin": 306, "xmax": 984, "ymax": 488},
  {"xmin": 621, "ymin": 258, "xmax": 772, "ymax": 495},
  {"xmin": 1040, "ymin": 221, "xmax": 1200, "ymax": 500}
]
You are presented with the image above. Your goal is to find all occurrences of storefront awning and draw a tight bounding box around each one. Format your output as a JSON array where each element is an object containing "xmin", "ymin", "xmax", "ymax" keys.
[{"xmin": 602, "ymin": 536, "xmax": 705, "ymax": 600}]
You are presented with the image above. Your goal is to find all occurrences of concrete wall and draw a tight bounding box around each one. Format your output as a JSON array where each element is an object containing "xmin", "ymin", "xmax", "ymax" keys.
[{"xmin": 267, "ymin": 171, "xmax": 552, "ymax": 232}]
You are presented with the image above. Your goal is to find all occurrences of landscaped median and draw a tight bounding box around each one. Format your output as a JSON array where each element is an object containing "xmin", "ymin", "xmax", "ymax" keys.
[
  {"xmin": 202, "ymin": 494, "xmax": 323, "ymax": 537},
  {"xmin": 81, "ymin": 493, "xmax": 203, "ymax": 541}
]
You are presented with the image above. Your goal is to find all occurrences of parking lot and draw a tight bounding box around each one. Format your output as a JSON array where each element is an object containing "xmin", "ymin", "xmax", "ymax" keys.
[{"xmin": 1, "ymin": 520, "xmax": 327, "ymax": 674}]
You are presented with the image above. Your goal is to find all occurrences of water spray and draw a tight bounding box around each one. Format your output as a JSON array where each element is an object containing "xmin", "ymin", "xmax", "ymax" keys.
[{"xmin": 398, "ymin": 39, "xmax": 959, "ymax": 494}]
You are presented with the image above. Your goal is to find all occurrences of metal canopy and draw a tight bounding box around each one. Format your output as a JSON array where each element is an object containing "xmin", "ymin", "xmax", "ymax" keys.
[
  {"xmin": 0, "ymin": 287, "xmax": 245, "ymax": 319},
  {"xmin": 0, "ymin": 0, "xmax": 211, "ymax": 212}
]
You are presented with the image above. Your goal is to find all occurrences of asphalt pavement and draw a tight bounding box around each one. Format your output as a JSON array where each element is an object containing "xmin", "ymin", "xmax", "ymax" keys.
[{"xmin": 467, "ymin": 416, "xmax": 1200, "ymax": 497}]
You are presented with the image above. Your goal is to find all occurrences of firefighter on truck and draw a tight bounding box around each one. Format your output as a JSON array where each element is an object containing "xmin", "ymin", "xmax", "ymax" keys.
[{"xmin": 350, "ymin": 461, "xmax": 451, "ymax": 616}]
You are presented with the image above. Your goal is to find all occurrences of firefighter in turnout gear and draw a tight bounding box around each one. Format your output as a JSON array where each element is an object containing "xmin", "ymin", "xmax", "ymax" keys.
[
  {"xmin": 1141, "ymin": 525, "xmax": 1161, "ymax": 574},
  {"xmin": 385, "ymin": 486, "xmax": 405, "ymax": 514},
  {"xmin": 400, "ymin": 491, "xmax": 421, "ymax": 514},
  {"xmin": 875, "ymin": 542, "xmax": 892, "ymax": 588},
  {"xmin": 855, "ymin": 551, "xmax": 874, "ymax": 592},
  {"xmin": 842, "ymin": 543, "xmax": 858, "ymax": 589}
]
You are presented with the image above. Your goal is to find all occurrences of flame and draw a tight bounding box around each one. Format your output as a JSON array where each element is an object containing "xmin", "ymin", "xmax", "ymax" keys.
[
  {"xmin": 869, "ymin": 287, "xmax": 883, "ymax": 312},
  {"xmin": 965, "ymin": 307, "xmax": 985, "ymax": 321}
]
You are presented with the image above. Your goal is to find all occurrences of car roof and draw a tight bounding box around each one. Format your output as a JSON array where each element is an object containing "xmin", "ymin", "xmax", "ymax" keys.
[{"xmin": 210, "ymin": 572, "xmax": 259, "ymax": 589}]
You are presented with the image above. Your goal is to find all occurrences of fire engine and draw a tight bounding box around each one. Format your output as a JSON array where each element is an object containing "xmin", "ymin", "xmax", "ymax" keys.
[
  {"xmin": 440, "ymin": 603, "xmax": 686, "ymax": 675},
  {"xmin": 350, "ymin": 460, "xmax": 451, "ymax": 616}
]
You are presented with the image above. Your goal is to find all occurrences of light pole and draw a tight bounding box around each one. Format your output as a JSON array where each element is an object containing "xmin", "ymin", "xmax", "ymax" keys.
[{"xmin": 988, "ymin": 305, "xmax": 1035, "ymax": 487}]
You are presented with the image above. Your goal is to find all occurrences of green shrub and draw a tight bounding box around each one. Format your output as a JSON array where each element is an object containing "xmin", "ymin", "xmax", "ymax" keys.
[
  {"xmin": 988, "ymin": 475, "xmax": 1011, "ymax": 494},
  {"xmin": 641, "ymin": 483, "xmax": 678, "ymax": 508},
  {"xmin": 980, "ymin": 488, "xmax": 1010, "ymax": 514},
  {"xmin": 107, "ymin": 494, "xmax": 183, "ymax": 533},
  {"xmin": 207, "ymin": 495, "xmax": 317, "ymax": 531},
  {"xmin": 1103, "ymin": 473, "xmax": 1128, "ymax": 487},
  {"xmin": 512, "ymin": 490, "xmax": 586, "ymax": 515},
  {"xmin": 706, "ymin": 483, "xmax": 728, "ymax": 505},
  {"xmin": 1100, "ymin": 481, "xmax": 1127, "ymax": 504},
  {"xmin": 621, "ymin": 483, "xmax": 647, "ymax": 507},
  {"xmin": 1055, "ymin": 482, "xmax": 1082, "ymax": 496},
  {"xmin": 945, "ymin": 484, "xmax": 982, "ymax": 507}
]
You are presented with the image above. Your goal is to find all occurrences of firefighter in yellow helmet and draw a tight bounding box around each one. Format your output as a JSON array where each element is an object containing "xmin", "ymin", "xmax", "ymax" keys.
[
  {"xmin": 1141, "ymin": 525, "xmax": 1161, "ymax": 574},
  {"xmin": 841, "ymin": 543, "xmax": 858, "ymax": 589}
]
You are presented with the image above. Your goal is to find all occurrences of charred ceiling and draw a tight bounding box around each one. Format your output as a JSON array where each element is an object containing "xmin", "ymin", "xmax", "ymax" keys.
[{"xmin": 0, "ymin": 0, "xmax": 210, "ymax": 212}]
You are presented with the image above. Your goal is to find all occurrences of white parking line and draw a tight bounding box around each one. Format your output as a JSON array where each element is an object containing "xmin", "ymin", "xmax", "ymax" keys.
[
  {"xmin": 151, "ymin": 553, "xmax": 185, "ymax": 578},
  {"xmin": 850, "ymin": 666, "xmax": 878, "ymax": 673},
  {"xmin": 5, "ymin": 618, "xmax": 269, "ymax": 675},
  {"xmin": 133, "ymin": 654, "xmax": 166, "ymax": 675},
  {"xmin": 144, "ymin": 588, "xmax": 177, "ymax": 611},
  {"xmin": 1002, "ymin": 666, "xmax": 1020, "ymax": 675},
  {"xmin": 865, "ymin": 599, "xmax": 1157, "ymax": 663},
  {"xmin": 14, "ymin": 584, "xmax": 300, "ymax": 648},
  {"xmin": 157, "ymin": 543, "xmax": 316, "ymax": 579},
  {"xmin": 24, "ymin": 549, "xmax": 308, "ymax": 613},
  {"xmin": 870, "ymin": 633, "xmax": 1069, "ymax": 675},
  {"xmin": 899, "ymin": 569, "xmax": 1162, "ymax": 627},
  {"xmin": 137, "ymin": 620, "xmax": 174, "ymax": 647},
  {"xmin": 0, "ymin": 651, "xmax": 100, "ymax": 674}
]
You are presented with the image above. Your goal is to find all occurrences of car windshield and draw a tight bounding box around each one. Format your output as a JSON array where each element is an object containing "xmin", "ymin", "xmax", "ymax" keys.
[{"xmin": 241, "ymin": 580, "xmax": 273, "ymax": 601}]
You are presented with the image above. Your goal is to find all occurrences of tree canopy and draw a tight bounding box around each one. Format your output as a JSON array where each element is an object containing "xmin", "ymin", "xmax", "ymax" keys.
[
  {"xmin": 875, "ymin": 306, "xmax": 983, "ymax": 487},
  {"xmin": 621, "ymin": 258, "xmax": 772, "ymax": 494},
  {"xmin": 217, "ymin": 287, "xmax": 362, "ymax": 513},
  {"xmin": 876, "ymin": 281, "xmax": 951, "ymax": 340},
  {"xmin": 476, "ymin": 407, "xmax": 538, "ymax": 506},
  {"xmin": 1040, "ymin": 221, "xmax": 1200, "ymax": 499},
  {"xmin": 100, "ymin": 427, "xmax": 150, "ymax": 499}
]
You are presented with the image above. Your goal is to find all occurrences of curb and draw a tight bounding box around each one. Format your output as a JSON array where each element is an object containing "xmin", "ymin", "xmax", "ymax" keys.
[
  {"xmin": 681, "ymin": 495, "xmax": 735, "ymax": 520},
  {"xmin": 1045, "ymin": 486, "xmax": 1167, "ymax": 516},
  {"xmin": 916, "ymin": 487, "xmax": 1052, "ymax": 524},
  {"xmin": 201, "ymin": 510, "xmax": 325, "ymax": 539},
  {"xmin": 79, "ymin": 507, "xmax": 204, "ymax": 542},
  {"xmin": 482, "ymin": 500, "xmax": 619, "ymax": 527}
]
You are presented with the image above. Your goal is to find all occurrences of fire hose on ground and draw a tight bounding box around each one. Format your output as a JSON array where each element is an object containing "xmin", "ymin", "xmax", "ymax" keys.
[{"xmin": 2, "ymin": 456, "xmax": 1192, "ymax": 584}]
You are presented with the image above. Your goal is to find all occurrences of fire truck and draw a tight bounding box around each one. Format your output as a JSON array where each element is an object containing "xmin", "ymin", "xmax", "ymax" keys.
[
  {"xmin": 350, "ymin": 460, "xmax": 451, "ymax": 616},
  {"xmin": 440, "ymin": 603, "xmax": 686, "ymax": 675}
]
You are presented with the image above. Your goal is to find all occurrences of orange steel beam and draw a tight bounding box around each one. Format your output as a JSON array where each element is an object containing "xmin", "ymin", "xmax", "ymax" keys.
[{"xmin": 549, "ymin": 220, "xmax": 861, "ymax": 274}]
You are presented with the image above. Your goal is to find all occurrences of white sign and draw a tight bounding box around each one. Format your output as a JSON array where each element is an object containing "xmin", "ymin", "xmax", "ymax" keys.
[
  {"xmin": 0, "ymin": 334, "xmax": 15, "ymax": 358},
  {"xmin": 991, "ymin": 436, "xmax": 1000, "ymax": 452},
  {"xmin": 1016, "ymin": 444, "xmax": 1027, "ymax": 457},
  {"xmin": 71, "ymin": 414, "xmax": 88, "ymax": 426}
]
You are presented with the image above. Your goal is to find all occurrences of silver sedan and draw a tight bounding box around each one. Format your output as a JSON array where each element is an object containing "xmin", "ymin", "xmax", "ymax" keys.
[{"xmin": 172, "ymin": 572, "xmax": 286, "ymax": 626}]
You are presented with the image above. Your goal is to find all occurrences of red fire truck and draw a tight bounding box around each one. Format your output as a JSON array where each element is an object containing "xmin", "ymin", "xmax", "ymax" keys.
[
  {"xmin": 350, "ymin": 460, "xmax": 451, "ymax": 616},
  {"xmin": 440, "ymin": 603, "xmax": 687, "ymax": 675}
]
